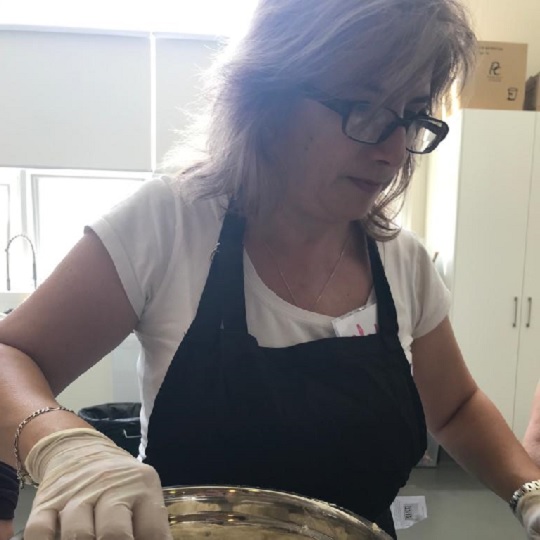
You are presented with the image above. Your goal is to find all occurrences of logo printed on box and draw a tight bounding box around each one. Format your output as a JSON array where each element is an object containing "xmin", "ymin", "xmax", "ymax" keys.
[
  {"xmin": 508, "ymin": 87, "xmax": 518, "ymax": 102},
  {"xmin": 489, "ymin": 61, "xmax": 501, "ymax": 78}
]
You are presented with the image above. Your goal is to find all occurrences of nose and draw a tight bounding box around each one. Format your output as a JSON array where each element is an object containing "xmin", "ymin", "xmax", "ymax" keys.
[{"xmin": 368, "ymin": 125, "xmax": 408, "ymax": 168}]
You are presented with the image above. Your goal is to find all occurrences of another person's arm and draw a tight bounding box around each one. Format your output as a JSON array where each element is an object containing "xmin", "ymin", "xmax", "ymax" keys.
[
  {"xmin": 523, "ymin": 380, "xmax": 540, "ymax": 467},
  {"xmin": 412, "ymin": 317, "xmax": 540, "ymax": 532},
  {"xmin": 0, "ymin": 461, "xmax": 17, "ymax": 540},
  {"xmin": 0, "ymin": 520, "xmax": 13, "ymax": 540},
  {"xmin": 0, "ymin": 231, "xmax": 171, "ymax": 539}
]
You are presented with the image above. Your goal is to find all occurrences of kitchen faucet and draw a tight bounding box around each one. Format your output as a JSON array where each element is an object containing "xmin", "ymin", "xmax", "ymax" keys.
[{"xmin": 5, "ymin": 234, "xmax": 37, "ymax": 291}]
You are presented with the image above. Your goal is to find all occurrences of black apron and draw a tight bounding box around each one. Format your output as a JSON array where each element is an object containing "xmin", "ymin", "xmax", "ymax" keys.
[{"xmin": 144, "ymin": 212, "xmax": 427, "ymax": 538}]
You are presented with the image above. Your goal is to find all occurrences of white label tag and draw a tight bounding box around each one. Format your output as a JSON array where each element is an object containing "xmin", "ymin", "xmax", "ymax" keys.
[
  {"xmin": 331, "ymin": 303, "xmax": 378, "ymax": 337},
  {"xmin": 390, "ymin": 496, "xmax": 428, "ymax": 530}
]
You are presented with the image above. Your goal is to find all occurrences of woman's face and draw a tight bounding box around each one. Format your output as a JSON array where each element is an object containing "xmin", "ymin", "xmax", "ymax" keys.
[{"xmin": 274, "ymin": 76, "xmax": 432, "ymax": 224}]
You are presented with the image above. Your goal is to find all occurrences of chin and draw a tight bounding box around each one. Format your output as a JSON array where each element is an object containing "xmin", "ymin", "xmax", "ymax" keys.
[
  {"xmin": 339, "ymin": 195, "xmax": 380, "ymax": 222},
  {"xmin": 331, "ymin": 204, "xmax": 373, "ymax": 224}
]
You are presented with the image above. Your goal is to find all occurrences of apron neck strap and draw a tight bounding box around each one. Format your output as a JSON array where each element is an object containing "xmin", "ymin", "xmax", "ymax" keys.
[
  {"xmin": 216, "ymin": 211, "xmax": 248, "ymax": 333},
  {"xmin": 366, "ymin": 236, "xmax": 400, "ymax": 337},
  {"xmin": 195, "ymin": 211, "xmax": 399, "ymax": 337}
]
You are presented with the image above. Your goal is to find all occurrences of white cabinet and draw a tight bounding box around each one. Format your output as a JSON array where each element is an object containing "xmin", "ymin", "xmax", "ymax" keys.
[
  {"xmin": 513, "ymin": 118, "xmax": 540, "ymax": 439},
  {"xmin": 424, "ymin": 109, "xmax": 540, "ymax": 438}
]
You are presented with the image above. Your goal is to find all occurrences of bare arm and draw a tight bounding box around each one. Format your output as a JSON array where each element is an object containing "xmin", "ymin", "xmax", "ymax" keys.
[
  {"xmin": 0, "ymin": 520, "xmax": 13, "ymax": 540},
  {"xmin": 0, "ymin": 230, "xmax": 138, "ymax": 467},
  {"xmin": 523, "ymin": 381, "xmax": 540, "ymax": 467},
  {"xmin": 412, "ymin": 317, "xmax": 540, "ymax": 501}
]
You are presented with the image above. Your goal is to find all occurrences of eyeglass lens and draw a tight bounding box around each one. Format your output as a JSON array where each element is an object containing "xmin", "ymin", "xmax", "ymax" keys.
[{"xmin": 345, "ymin": 105, "xmax": 440, "ymax": 153}]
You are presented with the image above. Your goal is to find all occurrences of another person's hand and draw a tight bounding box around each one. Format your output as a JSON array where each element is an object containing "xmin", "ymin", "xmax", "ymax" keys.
[
  {"xmin": 23, "ymin": 428, "xmax": 172, "ymax": 540},
  {"xmin": 0, "ymin": 519, "xmax": 14, "ymax": 540},
  {"xmin": 517, "ymin": 490, "xmax": 540, "ymax": 539}
]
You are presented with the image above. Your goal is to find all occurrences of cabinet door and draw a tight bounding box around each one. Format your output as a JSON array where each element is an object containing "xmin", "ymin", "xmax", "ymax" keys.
[
  {"xmin": 513, "ymin": 113, "xmax": 540, "ymax": 439},
  {"xmin": 451, "ymin": 110, "xmax": 536, "ymax": 427}
]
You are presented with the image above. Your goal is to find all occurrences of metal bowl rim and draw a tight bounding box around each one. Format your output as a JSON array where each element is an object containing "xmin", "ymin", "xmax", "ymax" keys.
[{"xmin": 162, "ymin": 485, "xmax": 391, "ymax": 539}]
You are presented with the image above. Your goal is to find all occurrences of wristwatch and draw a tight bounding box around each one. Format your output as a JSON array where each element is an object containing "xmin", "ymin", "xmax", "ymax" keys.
[{"xmin": 510, "ymin": 480, "xmax": 540, "ymax": 514}]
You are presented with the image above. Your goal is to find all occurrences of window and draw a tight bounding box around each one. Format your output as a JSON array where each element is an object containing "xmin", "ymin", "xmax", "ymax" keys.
[
  {"xmin": 0, "ymin": 169, "xmax": 21, "ymax": 291},
  {"xmin": 0, "ymin": 168, "xmax": 148, "ymax": 291},
  {"xmin": 29, "ymin": 171, "xmax": 147, "ymax": 282}
]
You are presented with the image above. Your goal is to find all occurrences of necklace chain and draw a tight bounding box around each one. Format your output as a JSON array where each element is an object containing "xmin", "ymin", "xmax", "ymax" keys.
[{"xmin": 263, "ymin": 233, "xmax": 350, "ymax": 311}]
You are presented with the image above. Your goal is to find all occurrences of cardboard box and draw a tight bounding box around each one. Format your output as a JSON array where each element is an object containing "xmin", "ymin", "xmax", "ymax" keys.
[
  {"xmin": 460, "ymin": 41, "xmax": 528, "ymax": 111},
  {"xmin": 525, "ymin": 73, "xmax": 540, "ymax": 111}
]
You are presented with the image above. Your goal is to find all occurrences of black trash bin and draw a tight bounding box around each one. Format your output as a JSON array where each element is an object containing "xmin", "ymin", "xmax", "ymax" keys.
[{"xmin": 78, "ymin": 402, "xmax": 142, "ymax": 458}]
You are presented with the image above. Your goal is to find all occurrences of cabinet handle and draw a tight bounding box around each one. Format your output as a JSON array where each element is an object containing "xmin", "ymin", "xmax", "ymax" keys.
[
  {"xmin": 513, "ymin": 297, "xmax": 518, "ymax": 328},
  {"xmin": 527, "ymin": 297, "xmax": 533, "ymax": 328}
]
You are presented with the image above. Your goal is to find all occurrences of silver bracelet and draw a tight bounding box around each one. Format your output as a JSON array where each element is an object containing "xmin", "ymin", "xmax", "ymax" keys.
[
  {"xmin": 14, "ymin": 406, "xmax": 76, "ymax": 489},
  {"xmin": 510, "ymin": 480, "xmax": 540, "ymax": 514}
]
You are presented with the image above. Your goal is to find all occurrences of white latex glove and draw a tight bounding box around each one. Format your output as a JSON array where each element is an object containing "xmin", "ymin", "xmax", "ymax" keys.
[
  {"xmin": 23, "ymin": 427, "xmax": 172, "ymax": 540},
  {"xmin": 517, "ymin": 491, "xmax": 540, "ymax": 539}
]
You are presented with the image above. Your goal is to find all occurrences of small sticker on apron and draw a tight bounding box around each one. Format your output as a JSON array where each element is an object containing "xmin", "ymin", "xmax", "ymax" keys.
[{"xmin": 331, "ymin": 303, "xmax": 378, "ymax": 337}]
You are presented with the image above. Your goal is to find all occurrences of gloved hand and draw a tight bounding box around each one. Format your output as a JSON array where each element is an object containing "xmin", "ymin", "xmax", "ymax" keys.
[
  {"xmin": 23, "ymin": 427, "xmax": 172, "ymax": 540},
  {"xmin": 517, "ymin": 490, "xmax": 540, "ymax": 539}
]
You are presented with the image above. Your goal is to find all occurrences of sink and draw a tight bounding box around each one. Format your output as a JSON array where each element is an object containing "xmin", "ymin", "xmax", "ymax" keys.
[{"xmin": 0, "ymin": 292, "xmax": 31, "ymax": 314}]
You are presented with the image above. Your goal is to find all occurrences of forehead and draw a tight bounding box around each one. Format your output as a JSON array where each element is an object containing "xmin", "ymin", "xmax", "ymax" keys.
[
  {"xmin": 348, "ymin": 69, "xmax": 433, "ymax": 103},
  {"xmin": 340, "ymin": 74, "xmax": 431, "ymax": 108},
  {"xmin": 325, "ymin": 54, "xmax": 435, "ymax": 104}
]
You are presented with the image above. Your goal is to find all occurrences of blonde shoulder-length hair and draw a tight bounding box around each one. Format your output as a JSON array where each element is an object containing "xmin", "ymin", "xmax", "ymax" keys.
[{"xmin": 163, "ymin": 0, "xmax": 476, "ymax": 240}]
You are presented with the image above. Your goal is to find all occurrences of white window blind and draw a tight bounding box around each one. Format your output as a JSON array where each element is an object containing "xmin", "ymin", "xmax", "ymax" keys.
[{"xmin": 0, "ymin": 30, "xmax": 152, "ymax": 171}]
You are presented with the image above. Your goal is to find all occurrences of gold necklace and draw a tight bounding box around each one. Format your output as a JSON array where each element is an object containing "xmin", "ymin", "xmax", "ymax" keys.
[{"xmin": 263, "ymin": 232, "xmax": 350, "ymax": 310}]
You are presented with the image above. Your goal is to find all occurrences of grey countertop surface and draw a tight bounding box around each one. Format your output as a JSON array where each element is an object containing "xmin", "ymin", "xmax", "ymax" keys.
[{"xmin": 12, "ymin": 452, "xmax": 524, "ymax": 539}]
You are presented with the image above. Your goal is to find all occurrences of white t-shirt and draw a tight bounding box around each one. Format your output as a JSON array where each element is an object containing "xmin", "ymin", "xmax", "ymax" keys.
[{"xmin": 89, "ymin": 177, "xmax": 451, "ymax": 458}]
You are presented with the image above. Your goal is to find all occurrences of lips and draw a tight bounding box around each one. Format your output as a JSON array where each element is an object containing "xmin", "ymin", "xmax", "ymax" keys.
[{"xmin": 347, "ymin": 176, "xmax": 383, "ymax": 194}]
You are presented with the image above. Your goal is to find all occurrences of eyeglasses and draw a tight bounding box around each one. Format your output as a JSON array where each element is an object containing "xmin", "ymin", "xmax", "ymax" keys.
[{"xmin": 303, "ymin": 88, "xmax": 449, "ymax": 155}]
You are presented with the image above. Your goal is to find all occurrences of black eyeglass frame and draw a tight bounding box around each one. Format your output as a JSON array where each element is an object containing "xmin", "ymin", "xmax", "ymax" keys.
[{"xmin": 303, "ymin": 88, "xmax": 449, "ymax": 155}]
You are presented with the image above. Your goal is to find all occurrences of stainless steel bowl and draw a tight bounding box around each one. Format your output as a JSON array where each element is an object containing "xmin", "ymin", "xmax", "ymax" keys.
[
  {"xmin": 164, "ymin": 485, "xmax": 392, "ymax": 539},
  {"xmin": 12, "ymin": 485, "xmax": 391, "ymax": 539}
]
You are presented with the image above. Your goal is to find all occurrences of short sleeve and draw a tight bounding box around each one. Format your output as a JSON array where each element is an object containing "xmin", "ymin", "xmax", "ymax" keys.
[
  {"xmin": 86, "ymin": 178, "xmax": 177, "ymax": 319},
  {"xmin": 411, "ymin": 237, "xmax": 451, "ymax": 339}
]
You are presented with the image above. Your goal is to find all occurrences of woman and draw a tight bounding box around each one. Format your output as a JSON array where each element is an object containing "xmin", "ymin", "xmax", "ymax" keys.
[{"xmin": 2, "ymin": 0, "xmax": 540, "ymax": 538}]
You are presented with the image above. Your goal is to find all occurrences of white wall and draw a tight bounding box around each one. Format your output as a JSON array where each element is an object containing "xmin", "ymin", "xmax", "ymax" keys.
[
  {"xmin": 404, "ymin": 158, "xmax": 429, "ymax": 240},
  {"xmin": 57, "ymin": 334, "xmax": 141, "ymax": 412},
  {"xmin": 465, "ymin": 0, "xmax": 540, "ymax": 76}
]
